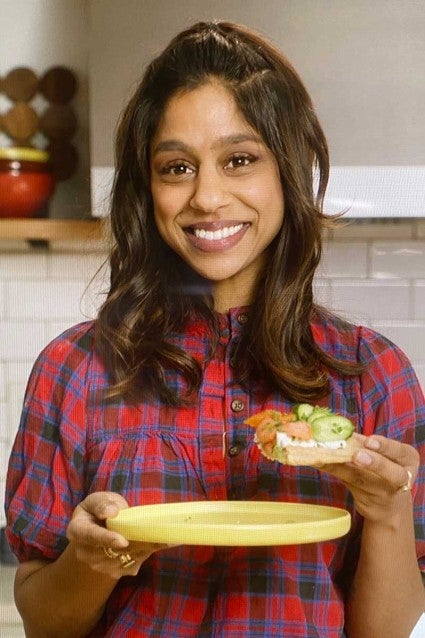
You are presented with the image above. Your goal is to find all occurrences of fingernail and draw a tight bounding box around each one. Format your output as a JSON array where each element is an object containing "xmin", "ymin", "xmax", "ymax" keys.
[
  {"xmin": 365, "ymin": 437, "xmax": 380, "ymax": 450},
  {"xmin": 355, "ymin": 451, "xmax": 373, "ymax": 466}
]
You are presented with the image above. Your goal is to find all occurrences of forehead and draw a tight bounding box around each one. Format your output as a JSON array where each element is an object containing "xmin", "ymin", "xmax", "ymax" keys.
[{"xmin": 153, "ymin": 80, "xmax": 255, "ymax": 144}]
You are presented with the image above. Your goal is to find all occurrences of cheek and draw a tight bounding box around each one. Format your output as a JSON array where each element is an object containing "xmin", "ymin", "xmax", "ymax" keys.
[
  {"xmin": 240, "ymin": 171, "xmax": 283, "ymax": 204},
  {"xmin": 152, "ymin": 185, "xmax": 187, "ymax": 223},
  {"xmin": 245, "ymin": 182, "xmax": 284, "ymax": 222},
  {"xmin": 152, "ymin": 193, "xmax": 174, "ymax": 228},
  {"xmin": 266, "ymin": 178, "xmax": 285, "ymax": 222}
]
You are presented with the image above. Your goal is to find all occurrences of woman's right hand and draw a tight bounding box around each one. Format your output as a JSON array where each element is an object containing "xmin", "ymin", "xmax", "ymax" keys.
[{"xmin": 66, "ymin": 491, "xmax": 170, "ymax": 579}]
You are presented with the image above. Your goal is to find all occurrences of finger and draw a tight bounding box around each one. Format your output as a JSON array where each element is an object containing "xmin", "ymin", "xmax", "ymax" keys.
[
  {"xmin": 363, "ymin": 435, "xmax": 420, "ymax": 468},
  {"xmin": 99, "ymin": 543, "xmax": 167, "ymax": 576},
  {"xmin": 67, "ymin": 515, "xmax": 129, "ymax": 549},
  {"xmin": 76, "ymin": 544, "xmax": 141, "ymax": 579},
  {"xmin": 79, "ymin": 491, "xmax": 130, "ymax": 521},
  {"xmin": 320, "ymin": 462, "xmax": 372, "ymax": 493},
  {"xmin": 352, "ymin": 447, "xmax": 416, "ymax": 490}
]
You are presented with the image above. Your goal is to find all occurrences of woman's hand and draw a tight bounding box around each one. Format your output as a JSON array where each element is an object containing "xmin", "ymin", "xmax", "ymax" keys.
[
  {"xmin": 66, "ymin": 492, "xmax": 170, "ymax": 579},
  {"xmin": 324, "ymin": 434, "xmax": 419, "ymax": 525}
]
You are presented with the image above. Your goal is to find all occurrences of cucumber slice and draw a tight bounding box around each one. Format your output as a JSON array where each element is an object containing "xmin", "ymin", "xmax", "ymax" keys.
[
  {"xmin": 307, "ymin": 407, "xmax": 332, "ymax": 423},
  {"xmin": 311, "ymin": 415, "xmax": 354, "ymax": 442},
  {"xmin": 295, "ymin": 403, "xmax": 314, "ymax": 420}
]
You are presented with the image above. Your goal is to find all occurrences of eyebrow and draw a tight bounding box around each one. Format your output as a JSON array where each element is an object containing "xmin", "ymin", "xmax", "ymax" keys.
[{"xmin": 152, "ymin": 133, "xmax": 263, "ymax": 155}]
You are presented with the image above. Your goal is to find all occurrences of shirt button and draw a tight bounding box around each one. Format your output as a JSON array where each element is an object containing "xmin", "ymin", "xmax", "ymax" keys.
[
  {"xmin": 237, "ymin": 312, "xmax": 248, "ymax": 325},
  {"xmin": 231, "ymin": 399, "xmax": 245, "ymax": 412},
  {"xmin": 228, "ymin": 444, "xmax": 242, "ymax": 457}
]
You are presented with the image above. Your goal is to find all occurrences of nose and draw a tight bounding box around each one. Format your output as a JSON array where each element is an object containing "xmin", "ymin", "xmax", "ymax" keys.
[{"xmin": 189, "ymin": 166, "xmax": 230, "ymax": 213}]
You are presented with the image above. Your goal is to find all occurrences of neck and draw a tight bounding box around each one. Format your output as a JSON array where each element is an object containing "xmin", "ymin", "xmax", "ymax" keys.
[
  {"xmin": 213, "ymin": 288, "xmax": 252, "ymax": 313},
  {"xmin": 212, "ymin": 263, "xmax": 262, "ymax": 313}
]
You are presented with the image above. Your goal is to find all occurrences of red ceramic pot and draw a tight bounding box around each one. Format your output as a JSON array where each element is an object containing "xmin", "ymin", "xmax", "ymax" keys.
[{"xmin": 0, "ymin": 147, "xmax": 56, "ymax": 218}]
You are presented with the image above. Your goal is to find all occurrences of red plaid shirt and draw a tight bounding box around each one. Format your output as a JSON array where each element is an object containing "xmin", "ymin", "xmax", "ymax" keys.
[{"xmin": 5, "ymin": 308, "xmax": 425, "ymax": 637}]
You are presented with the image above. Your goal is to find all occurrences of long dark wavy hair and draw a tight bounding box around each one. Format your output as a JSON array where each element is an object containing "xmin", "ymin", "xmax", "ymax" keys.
[{"xmin": 96, "ymin": 20, "xmax": 361, "ymax": 405}]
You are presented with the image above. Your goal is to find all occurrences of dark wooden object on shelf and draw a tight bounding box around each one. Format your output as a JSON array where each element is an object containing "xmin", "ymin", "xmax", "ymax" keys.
[
  {"xmin": 39, "ymin": 104, "xmax": 77, "ymax": 141},
  {"xmin": 0, "ymin": 65, "xmax": 79, "ymax": 183},
  {"xmin": 3, "ymin": 102, "xmax": 39, "ymax": 142},
  {"xmin": 2, "ymin": 67, "xmax": 39, "ymax": 102},
  {"xmin": 39, "ymin": 67, "xmax": 77, "ymax": 104}
]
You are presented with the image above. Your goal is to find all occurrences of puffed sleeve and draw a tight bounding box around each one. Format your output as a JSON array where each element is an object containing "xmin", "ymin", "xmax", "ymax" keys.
[
  {"xmin": 5, "ymin": 322, "xmax": 95, "ymax": 562},
  {"xmin": 358, "ymin": 326, "xmax": 425, "ymax": 576}
]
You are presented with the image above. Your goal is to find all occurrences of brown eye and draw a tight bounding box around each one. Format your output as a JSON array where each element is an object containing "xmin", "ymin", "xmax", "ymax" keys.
[
  {"xmin": 158, "ymin": 161, "xmax": 195, "ymax": 178},
  {"xmin": 170, "ymin": 163, "xmax": 191, "ymax": 175},
  {"xmin": 225, "ymin": 154, "xmax": 255, "ymax": 170}
]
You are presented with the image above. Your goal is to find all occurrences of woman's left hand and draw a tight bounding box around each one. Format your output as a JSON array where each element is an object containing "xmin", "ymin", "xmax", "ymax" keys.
[{"xmin": 324, "ymin": 433, "xmax": 420, "ymax": 524}]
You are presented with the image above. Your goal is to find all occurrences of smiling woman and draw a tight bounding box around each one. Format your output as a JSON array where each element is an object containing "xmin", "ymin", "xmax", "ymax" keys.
[
  {"xmin": 5, "ymin": 20, "xmax": 425, "ymax": 638},
  {"xmin": 97, "ymin": 22, "xmax": 356, "ymax": 407}
]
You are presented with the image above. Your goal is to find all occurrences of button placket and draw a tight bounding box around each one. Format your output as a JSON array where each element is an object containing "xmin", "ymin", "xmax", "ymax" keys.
[{"xmin": 224, "ymin": 314, "xmax": 249, "ymax": 496}]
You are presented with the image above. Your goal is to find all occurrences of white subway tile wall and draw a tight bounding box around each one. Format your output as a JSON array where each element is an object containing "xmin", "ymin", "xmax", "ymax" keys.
[
  {"xmin": 0, "ymin": 362, "xmax": 4, "ymax": 401},
  {"xmin": 371, "ymin": 242, "xmax": 425, "ymax": 279},
  {"xmin": 1, "ymin": 247, "xmax": 107, "ymax": 526},
  {"xmin": 414, "ymin": 281, "xmax": 425, "ymax": 318},
  {"xmin": 1, "ymin": 221, "xmax": 425, "ymax": 527}
]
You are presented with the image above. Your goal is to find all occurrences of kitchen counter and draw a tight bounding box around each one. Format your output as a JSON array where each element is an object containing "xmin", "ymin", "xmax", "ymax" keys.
[{"xmin": 0, "ymin": 566, "xmax": 25, "ymax": 637}]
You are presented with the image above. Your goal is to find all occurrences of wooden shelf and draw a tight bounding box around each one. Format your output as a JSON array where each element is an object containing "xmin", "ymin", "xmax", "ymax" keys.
[{"xmin": 0, "ymin": 218, "xmax": 104, "ymax": 241}]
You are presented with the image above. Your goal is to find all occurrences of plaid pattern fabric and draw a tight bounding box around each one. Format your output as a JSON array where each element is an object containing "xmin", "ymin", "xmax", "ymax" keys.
[{"xmin": 5, "ymin": 308, "xmax": 425, "ymax": 637}]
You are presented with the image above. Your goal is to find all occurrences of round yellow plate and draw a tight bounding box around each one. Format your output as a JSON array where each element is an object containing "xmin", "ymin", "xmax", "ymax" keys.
[{"xmin": 106, "ymin": 501, "xmax": 351, "ymax": 546}]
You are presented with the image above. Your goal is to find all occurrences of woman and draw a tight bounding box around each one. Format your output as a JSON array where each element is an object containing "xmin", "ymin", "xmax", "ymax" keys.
[{"xmin": 5, "ymin": 21, "xmax": 424, "ymax": 638}]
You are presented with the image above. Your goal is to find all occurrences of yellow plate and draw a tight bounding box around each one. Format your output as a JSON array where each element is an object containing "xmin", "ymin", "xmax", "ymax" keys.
[{"xmin": 106, "ymin": 501, "xmax": 351, "ymax": 546}]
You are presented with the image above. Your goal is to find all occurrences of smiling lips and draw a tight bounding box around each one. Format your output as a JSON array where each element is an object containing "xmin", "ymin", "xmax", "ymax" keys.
[{"xmin": 185, "ymin": 221, "xmax": 249, "ymax": 252}]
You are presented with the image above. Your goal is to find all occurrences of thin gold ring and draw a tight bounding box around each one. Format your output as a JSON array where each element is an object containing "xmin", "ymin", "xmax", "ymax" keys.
[
  {"xmin": 400, "ymin": 469, "xmax": 413, "ymax": 492},
  {"xmin": 119, "ymin": 553, "xmax": 136, "ymax": 569},
  {"xmin": 103, "ymin": 547, "xmax": 119, "ymax": 559}
]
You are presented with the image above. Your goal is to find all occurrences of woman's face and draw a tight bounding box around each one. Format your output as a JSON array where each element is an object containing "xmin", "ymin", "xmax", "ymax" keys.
[{"xmin": 150, "ymin": 80, "xmax": 284, "ymax": 308}]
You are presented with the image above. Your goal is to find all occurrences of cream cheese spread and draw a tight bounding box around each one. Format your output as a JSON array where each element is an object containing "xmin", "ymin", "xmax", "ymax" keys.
[{"xmin": 276, "ymin": 431, "xmax": 347, "ymax": 449}]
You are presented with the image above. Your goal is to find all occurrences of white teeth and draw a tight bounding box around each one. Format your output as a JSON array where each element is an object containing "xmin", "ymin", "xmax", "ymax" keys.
[{"xmin": 194, "ymin": 224, "xmax": 244, "ymax": 241}]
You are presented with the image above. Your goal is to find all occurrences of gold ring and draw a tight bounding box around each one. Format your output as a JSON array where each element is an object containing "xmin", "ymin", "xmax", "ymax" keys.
[
  {"xmin": 119, "ymin": 553, "xmax": 136, "ymax": 569},
  {"xmin": 103, "ymin": 547, "xmax": 119, "ymax": 559},
  {"xmin": 400, "ymin": 469, "xmax": 413, "ymax": 492}
]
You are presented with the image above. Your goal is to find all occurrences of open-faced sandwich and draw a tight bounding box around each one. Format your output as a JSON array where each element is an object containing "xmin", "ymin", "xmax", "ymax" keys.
[{"xmin": 245, "ymin": 404, "xmax": 360, "ymax": 467}]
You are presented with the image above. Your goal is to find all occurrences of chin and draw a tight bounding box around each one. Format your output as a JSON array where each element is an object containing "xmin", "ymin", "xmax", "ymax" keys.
[
  {"xmin": 194, "ymin": 269, "xmax": 236, "ymax": 283},
  {"xmin": 188, "ymin": 258, "xmax": 243, "ymax": 281}
]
